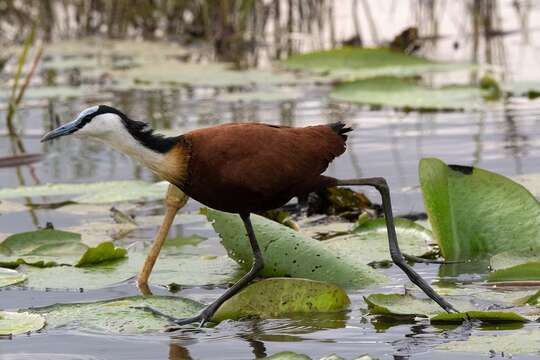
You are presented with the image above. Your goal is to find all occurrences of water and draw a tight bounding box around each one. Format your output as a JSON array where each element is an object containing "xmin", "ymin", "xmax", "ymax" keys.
[
  {"xmin": 3, "ymin": 3, "xmax": 540, "ymax": 359},
  {"xmin": 2, "ymin": 88, "xmax": 540, "ymax": 359}
]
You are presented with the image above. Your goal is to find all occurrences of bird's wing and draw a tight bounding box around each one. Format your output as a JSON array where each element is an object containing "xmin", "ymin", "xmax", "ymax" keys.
[{"xmin": 186, "ymin": 122, "xmax": 348, "ymax": 195}]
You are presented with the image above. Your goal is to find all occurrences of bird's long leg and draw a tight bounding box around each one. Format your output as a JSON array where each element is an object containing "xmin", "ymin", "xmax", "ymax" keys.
[
  {"xmin": 137, "ymin": 184, "xmax": 188, "ymax": 295},
  {"xmin": 141, "ymin": 212, "xmax": 264, "ymax": 328},
  {"xmin": 336, "ymin": 177, "xmax": 458, "ymax": 313}
]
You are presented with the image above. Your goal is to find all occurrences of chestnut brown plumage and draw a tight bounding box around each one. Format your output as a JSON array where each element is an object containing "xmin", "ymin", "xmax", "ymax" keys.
[
  {"xmin": 178, "ymin": 123, "xmax": 345, "ymax": 213},
  {"xmin": 41, "ymin": 105, "xmax": 457, "ymax": 327}
]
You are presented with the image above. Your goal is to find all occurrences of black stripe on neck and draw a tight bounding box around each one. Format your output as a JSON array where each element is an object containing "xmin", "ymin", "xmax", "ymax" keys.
[
  {"xmin": 96, "ymin": 105, "xmax": 180, "ymax": 153},
  {"xmin": 122, "ymin": 117, "xmax": 181, "ymax": 153}
]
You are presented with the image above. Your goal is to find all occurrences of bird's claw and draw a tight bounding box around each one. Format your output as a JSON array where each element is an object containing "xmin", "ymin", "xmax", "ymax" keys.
[
  {"xmin": 131, "ymin": 304, "xmax": 213, "ymax": 331},
  {"xmin": 162, "ymin": 308, "xmax": 216, "ymax": 332}
]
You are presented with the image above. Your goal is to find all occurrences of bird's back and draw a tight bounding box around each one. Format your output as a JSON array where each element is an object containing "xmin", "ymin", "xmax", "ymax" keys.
[{"xmin": 176, "ymin": 122, "xmax": 351, "ymax": 213}]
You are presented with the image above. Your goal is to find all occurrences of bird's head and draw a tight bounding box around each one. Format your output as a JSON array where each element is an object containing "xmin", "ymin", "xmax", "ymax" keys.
[{"xmin": 41, "ymin": 105, "xmax": 126, "ymax": 143}]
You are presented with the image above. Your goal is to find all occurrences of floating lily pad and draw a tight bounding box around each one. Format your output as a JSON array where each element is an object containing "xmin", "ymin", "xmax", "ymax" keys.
[
  {"xmin": 322, "ymin": 218, "xmax": 434, "ymax": 265},
  {"xmin": 331, "ymin": 77, "xmax": 487, "ymax": 111},
  {"xmin": 0, "ymin": 311, "xmax": 45, "ymax": 335},
  {"xmin": 431, "ymin": 311, "xmax": 528, "ymax": 324},
  {"xmin": 511, "ymin": 172, "xmax": 540, "ymax": 197},
  {"xmin": 283, "ymin": 47, "xmax": 469, "ymax": 80},
  {"xmin": 212, "ymin": 278, "xmax": 350, "ymax": 322},
  {"xmin": 419, "ymin": 158, "xmax": 540, "ymax": 261},
  {"xmin": 0, "ymin": 267, "xmax": 26, "ymax": 287},
  {"xmin": 114, "ymin": 61, "xmax": 300, "ymax": 88},
  {"xmin": 0, "ymin": 180, "xmax": 168, "ymax": 203},
  {"xmin": 507, "ymin": 81, "xmax": 540, "ymax": 99},
  {"xmin": 37, "ymin": 296, "xmax": 204, "ymax": 334},
  {"xmin": 489, "ymin": 263, "xmax": 540, "ymax": 283},
  {"xmin": 21, "ymin": 252, "xmax": 240, "ymax": 290},
  {"xmin": 431, "ymin": 284, "xmax": 536, "ymax": 307},
  {"xmin": 217, "ymin": 88, "xmax": 303, "ymax": 103},
  {"xmin": 0, "ymin": 200, "xmax": 27, "ymax": 213},
  {"xmin": 436, "ymin": 330, "xmax": 540, "ymax": 354},
  {"xmin": 264, "ymin": 352, "xmax": 311, "ymax": 360},
  {"xmin": 75, "ymin": 242, "xmax": 127, "ymax": 267},
  {"xmin": 0, "ymin": 228, "xmax": 83, "ymax": 267},
  {"xmin": 42, "ymin": 39, "xmax": 188, "ymax": 59},
  {"xmin": 0, "ymin": 229, "xmax": 126, "ymax": 269},
  {"xmin": 0, "ymin": 86, "xmax": 102, "ymax": 100},
  {"xmin": 206, "ymin": 209, "xmax": 386, "ymax": 289},
  {"xmin": 164, "ymin": 235, "xmax": 205, "ymax": 250},
  {"xmin": 364, "ymin": 293, "xmax": 443, "ymax": 317},
  {"xmin": 519, "ymin": 289, "xmax": 540, "ymax": 306}
]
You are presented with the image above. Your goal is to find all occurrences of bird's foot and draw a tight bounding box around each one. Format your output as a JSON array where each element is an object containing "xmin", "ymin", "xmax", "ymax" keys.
[{"xmin": 132, "ymin": 305, "xmax": 214, "ymax": 332}]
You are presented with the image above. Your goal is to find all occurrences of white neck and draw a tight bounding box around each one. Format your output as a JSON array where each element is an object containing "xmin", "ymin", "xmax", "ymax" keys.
[
  {"xmin": 78, "ymin": 120, "xmax": 166, "ymax": 174},
  {"xmin": 107, "ymin": 134, "xmax": 165, "ymax": 173}
]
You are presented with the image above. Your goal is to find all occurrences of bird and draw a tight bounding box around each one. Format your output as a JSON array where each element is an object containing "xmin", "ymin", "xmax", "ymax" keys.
[{"xmin": 41, "ymin": 104, "xmax": 457, "ymax": 326}]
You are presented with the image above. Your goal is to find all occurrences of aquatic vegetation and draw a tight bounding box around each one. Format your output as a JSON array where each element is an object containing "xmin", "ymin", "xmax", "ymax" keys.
[
  {"xmin": 435, "ymin": 330, "xmax": 540, "ymax": 354},
  {"xmin": 419, "ymin": 158, "xmax": 540, "ymax": 261},
  {"xmin": 283, "ymin": 47, "xmax": 470, "ymax": 80},
  {"xmin": 37, "ymin": 296, "xmax": 204, "ymax": 334},
  {"xmin": 212, "ymin": 278, "xmax": 350, "ymax": 322},
  {"xmin": 205, "ymin": 208, "xmax": 387, "ymax": 288},
  {"xmin": 0, "ymin": 311, "xmax": 45, "ymax": 336},
  {"xmin": 0, "ymin": 267, "xmax": 26, "ymax": 287},
  {"xmin": 0, "ymin": 180, "xmax": 168, "ymax": 203},
  {"xmin": 0, "ymin": 228, "xmax": 126, "ymax": 268},
  {"xmin": 430, "ymin": 311, "xmax": 528, "ymax": 324},
  {"xmin": 324, "ymin": 218, "xmax": 435, "ymax": 266},
  {"xmin": 331, "ymin": 76, "xmax": 489, "ymax": 111}
]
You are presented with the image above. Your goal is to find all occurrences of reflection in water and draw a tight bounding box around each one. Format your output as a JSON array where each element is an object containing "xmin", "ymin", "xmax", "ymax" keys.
[
  {"xmin": 169, "ymin": 343, "xmax": 193, "ymax": 360},
  {"xmin": 503, "ymin": 103, "xmax": 529, "ymax": 174},
  {"xmin": 471, "ymin": 113, "xmax": 485, "ymax": 166},
  {"xmin": 438, "ymin": 258, "xmax": 490, "ymax": 282},
  {"xmin": 392, "ymin": 321, "xmax": 475, "ymax": 359}
]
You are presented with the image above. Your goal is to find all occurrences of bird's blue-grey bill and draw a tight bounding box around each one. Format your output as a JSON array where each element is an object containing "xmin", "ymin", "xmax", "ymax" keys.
[{"xmin": 40, "ymin": 119, "xmax": 80, "ymax": 142}]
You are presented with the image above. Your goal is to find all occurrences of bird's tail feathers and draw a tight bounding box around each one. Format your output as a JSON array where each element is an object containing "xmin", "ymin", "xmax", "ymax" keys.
[{"xmin": 328, "ymin": 122, "xmax": 353, "ymax": 140}]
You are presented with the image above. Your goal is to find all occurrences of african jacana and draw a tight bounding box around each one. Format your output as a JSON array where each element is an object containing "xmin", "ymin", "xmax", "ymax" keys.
[{"xmin": 41, "ymin": 105, "xmax": 457, "ymax": 325}]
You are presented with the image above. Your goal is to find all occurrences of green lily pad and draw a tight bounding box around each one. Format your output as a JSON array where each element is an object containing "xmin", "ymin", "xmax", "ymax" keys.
[
  {"xmin": 364, "ymin": 293, "xmax": 444, "ymax": 317},
  {"xmin": 264, "ymin": 352, "xmax": 311, "ymax": 360},
  {"xmin": 419, "ymin": 158, "xmax": 540, "ymax": 261},
  {"xmin": 206, "ymin": 209, "xmax": 386, "ymax": 289},
  {"xmin": 217, "ymin": 88, "xmax": 303, "ymax": 103},
  {"xmin": 0, "ymin": 311, "xmax": 45, "ymax": 335},
  {"xmin": 0, "ymin": 200, "xmax": 27, "ymax": 213},
  {"xmin": 0, "ymin": 86, "xmax": 101, "ymax": 100},
  {"xmin": 0, "ymin": 229, "xmax": 126, "ymax": 269},
  {"xmin": 431, "ymin": 311, "xmax": 528, "ymax": 324},
  {"xmin": 431, "ymin": 284, "xmax": 536, "ymax": 306},
  {"xmin": 283, "ymin": 47, "xmax": 469, "ymax": 80},
  {"xmin": 212, "ymin": 278, "xmax": 350, "ymax": 322},
  {"xmin": 75, "ymin": 242, "xmax": 127, "ymax": 267},
  {"xmin": 489, "ymin": 263, "xmax": 540, "ymax": 282},
  {"xmin": 37, "ymin": 296, "xmax": 204, "ymax": 334},
  {"xmin": 518, "ymin": 289, "xmax": 540, "ymax": 306},
  {"xmin": 436, "ymin": 330, "xmax": 540, "ymax": 354},
  {"xmin": 322, "ymin": 218, "xmax": 433, "ymax": 265},
  {"xmin": 488, "ymin": 249, "xmax": 540, "ymax": 283},
  {"xmin": 0, "ymin": 229, "xmax": 84, "ymax": 267},
  {"xmin": 0, "ymin": 180, "xmax": 168, "ymax": 203},
  {"xmin": 511, "ymin": 172, "xmax": 540, "ymax": 197},
  {"xmin": 21, "ymin": 252, "xmax": 240, "ymax": 290},
  {"xmin": 0, "ymin": 267, "xmax": 26, "ymax": 287},
  {"xmin": 331, "ymin": 77, "xmax": 487, "ymax": 111},
  {"xmin": 507, "ymin": 81, "xmax": 540, "ymax": 99},
  {"xmin": 114, "ymin": 61, "xmax": 300, "ymax": 88},
  {"xmin": 0, "ymin": 228, "xmax": 81, "ymax": 256},
  {"xmin": 164, "ymin": 235, "xmax": 205, "ymax": 251}
]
